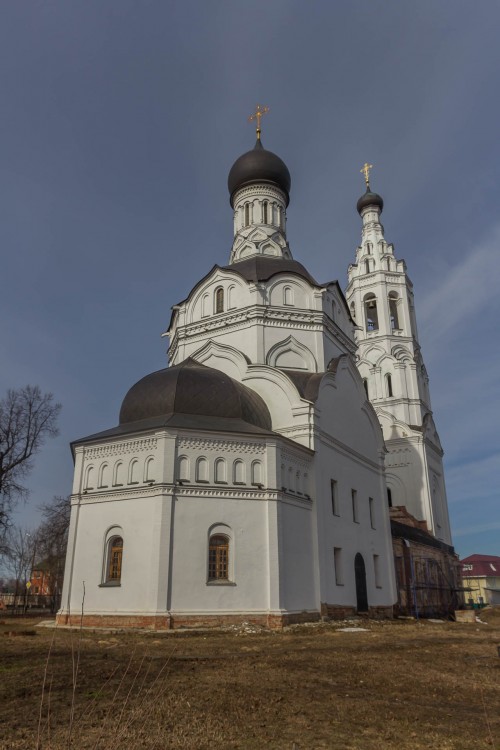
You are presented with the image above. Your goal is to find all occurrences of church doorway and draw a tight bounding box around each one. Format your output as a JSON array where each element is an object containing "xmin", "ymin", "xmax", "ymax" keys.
[{"xmin": 354, "ymin": 553, "xmax": 368, "ymax": 613}]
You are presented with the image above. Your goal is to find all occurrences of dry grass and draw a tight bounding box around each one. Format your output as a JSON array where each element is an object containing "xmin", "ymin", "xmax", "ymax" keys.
[{"xmin": 1, "ymin": 610, "xmax": 499, "ymax": 749}]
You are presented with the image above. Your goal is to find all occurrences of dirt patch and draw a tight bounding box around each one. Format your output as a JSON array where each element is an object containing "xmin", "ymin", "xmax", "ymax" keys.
[{"xmin": 0, "ymin": 614, "xmax": 499, "ymax": 749}]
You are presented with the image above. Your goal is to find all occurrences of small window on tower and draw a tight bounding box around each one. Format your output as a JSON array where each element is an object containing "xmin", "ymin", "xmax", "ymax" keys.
[
  {"xmin": 364, "ymin": 295, "xmax": 379, "ymax": 331},
  {"xmin": 365, "ymin": 259, "xmax": 370, "ymax": 274},
  {"xmin": 366, "ymin": 243, "xmax": 372, "ymax": 255},
  {"xmin": 386, "ymin": 374, "xmax": 393, "ymax": 397},
  {"xmin": 363, "ymin": 378, "xmax": 369, "ymax": 399},
  {"xmin": 215, "ymin": 287, "xmax": 224, "ymax": 314},
  {"xmin": 262, "ymin": 201, "xmax": 268, "ymax": 224},
  {"xmin": 389, "ymin": 293, "xmax": 400, "ymax": 330},
  {"xmin": 244, "ymin": 203, "xmax": 250, "ymax": 227}
]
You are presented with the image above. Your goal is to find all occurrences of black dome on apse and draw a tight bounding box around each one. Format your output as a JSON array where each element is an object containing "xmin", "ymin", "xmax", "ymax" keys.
[
  {"xmin": 228, "ymin": 139, "xmax": 291, "ymax": 207},
  {"xmin": 119, "ymin": 358, "xmax": 272, "ymax": 431},
  {"xmin": 357, "ymin": 187, "xmax": 384, "ymax": 215}
]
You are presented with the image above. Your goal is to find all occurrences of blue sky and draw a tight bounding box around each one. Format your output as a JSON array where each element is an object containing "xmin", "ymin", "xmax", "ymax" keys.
[{"xmin": 1, "ymin": 1, "xmax": 498, "ymax": 558}]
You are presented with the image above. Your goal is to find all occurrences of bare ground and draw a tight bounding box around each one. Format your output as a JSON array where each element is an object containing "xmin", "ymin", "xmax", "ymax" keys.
[{"xmin": 0, "ymin": 609, "xmax": 499, "ymax": 750}]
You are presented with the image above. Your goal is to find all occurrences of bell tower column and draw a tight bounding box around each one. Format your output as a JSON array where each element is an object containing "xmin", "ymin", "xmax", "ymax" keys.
[{"xmin": 345, "ymin": 165, "xmax": 452, "ymax": 544}]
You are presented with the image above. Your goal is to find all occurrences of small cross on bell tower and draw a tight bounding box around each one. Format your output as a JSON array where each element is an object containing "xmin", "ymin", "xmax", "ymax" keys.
[
  {"xmin": 360, "ymin": 162, "xmax": 374, "ymax": 189},
  {"xmin": 248, "ymin": 104, "xmax": 269, "ymax": 141}
]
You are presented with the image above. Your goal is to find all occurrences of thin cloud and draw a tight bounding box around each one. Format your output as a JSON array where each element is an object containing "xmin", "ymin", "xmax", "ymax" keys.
[
  {"xmin": 453, "ymin": 520, "xmax": 500, "ymax": 538},
  {"xmin": 419, "ymin": 224, "xmax": 500, "ymax": 350}
]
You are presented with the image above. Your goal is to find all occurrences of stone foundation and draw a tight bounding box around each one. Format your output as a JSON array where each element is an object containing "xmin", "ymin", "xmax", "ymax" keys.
[
  {"xmin": 56, "ymin": 610, "xmax": 321, "ymax": 631},
  {"xmin": 320, "ymin": 603, "xmax": 393, "ymax": 620}
]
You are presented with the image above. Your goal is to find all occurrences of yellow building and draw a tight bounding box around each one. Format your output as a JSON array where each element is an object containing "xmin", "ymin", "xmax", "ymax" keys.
[{"xmin": 461, "ymin": 555, "xmax": 500, "ymax": 606}]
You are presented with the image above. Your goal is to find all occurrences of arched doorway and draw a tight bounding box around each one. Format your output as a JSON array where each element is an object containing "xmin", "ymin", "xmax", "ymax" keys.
[{"xmin": 354, "ymin": 553, "xmax": 368, "ymax": 613}]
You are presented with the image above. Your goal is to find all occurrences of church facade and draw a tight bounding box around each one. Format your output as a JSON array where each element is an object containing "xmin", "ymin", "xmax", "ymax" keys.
[{"xmin": 58, "ymin": 130, "xmax": 451, "ymax": 629}]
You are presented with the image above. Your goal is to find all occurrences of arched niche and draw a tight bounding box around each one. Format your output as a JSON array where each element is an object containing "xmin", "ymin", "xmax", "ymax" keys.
[{"xmin": 266, "ymin": 336, "xmax": 317, "ymax": 372}]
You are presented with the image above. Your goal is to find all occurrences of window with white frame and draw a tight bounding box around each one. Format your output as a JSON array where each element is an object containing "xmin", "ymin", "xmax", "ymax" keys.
[
  {"xmin": 208, "ymin": 534, "xmax": 229, "ymax": 581},
  {"xmin": 102, "ymin": 529, "xmax": 124, "ymax": 585}
]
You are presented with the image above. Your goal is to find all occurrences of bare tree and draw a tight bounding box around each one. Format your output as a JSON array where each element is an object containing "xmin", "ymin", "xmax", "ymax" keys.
[
  {"xmin": 35, "ymin": 495, "xmax": 71, "ymax": 611},
  {"xmin": 1, "ymin": 526, "xmax": 37, "ymax": 608},
  {"xmin": 0, "ymin": 386, "xmax": 61, "ymax": 533}
]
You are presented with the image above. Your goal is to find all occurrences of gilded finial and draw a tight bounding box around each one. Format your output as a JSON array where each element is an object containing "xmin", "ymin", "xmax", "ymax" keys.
[
  {"xmin": 360, "ymin": 162, "xmax": 373, "ymax": 189},
  {"xmin": 248, "ymin": 104, "xmax": 269, "ymax": 140}
]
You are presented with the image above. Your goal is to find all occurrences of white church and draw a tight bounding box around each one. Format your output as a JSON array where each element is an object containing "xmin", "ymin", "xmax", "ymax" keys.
[{"xmin": 58, "ymin": 119, "xmax": 452, "ymax": 629}]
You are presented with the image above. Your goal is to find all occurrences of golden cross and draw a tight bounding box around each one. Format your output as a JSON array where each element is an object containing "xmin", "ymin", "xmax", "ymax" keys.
[
  {"xmin": 360, "ymin": 162, "xmax": 373, "ymax": 188},
  {"xmin": 248, "ymin": 104, "xmax": 269, "ymax": 140}
]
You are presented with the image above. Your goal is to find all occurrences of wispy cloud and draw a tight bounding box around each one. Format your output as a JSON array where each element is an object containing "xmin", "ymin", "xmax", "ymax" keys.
[
  {"xmin": 453, "ymin": 520, "xmax": 500, "ymax": 538},
  {"xmin": 446, "ymin": 453, "xmax": 500, "ymax": 504},
  {"xmin": 419, "ymin": 224, "xmax": 500, "ymax": 351}
]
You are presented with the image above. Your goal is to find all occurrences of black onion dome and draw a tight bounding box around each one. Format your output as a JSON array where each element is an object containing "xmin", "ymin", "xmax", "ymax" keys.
[
  {"xmin": 228, "ymin": 139, "xmax": 291, "ymax": 207},
  {"xmin": 356, "ymin": 187, "xmax": 384, "ymax": 215},
  {"xmin": 119, "ymin": 358, "xmax": 272, "ymax": 431}
]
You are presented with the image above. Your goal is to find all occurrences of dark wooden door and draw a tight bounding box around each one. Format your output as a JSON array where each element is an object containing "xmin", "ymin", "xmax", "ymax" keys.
[{"xmin": 355, "ymin": 553, "xmax": 368, "ymax": 613}]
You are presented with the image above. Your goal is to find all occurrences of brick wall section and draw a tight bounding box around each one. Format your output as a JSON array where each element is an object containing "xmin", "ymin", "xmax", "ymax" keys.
[
  {"xmin": 56, "ymin": 610, "xmax": 322, "ymax": 631},
  {"xmin": 320, "ymin": 603, "xmax": 393, "ymax": 620},
  {"xmin": 390, "ymin": 506, "xmax": 462, "ymax": 617}
]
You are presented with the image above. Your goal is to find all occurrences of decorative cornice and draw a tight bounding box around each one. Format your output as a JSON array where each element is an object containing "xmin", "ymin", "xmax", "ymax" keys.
[
  {"xmin": 170, "ymin": 305, "xmax": 355, "ymax": 361},
  {"xmin": 73, "ymin": 483, "xmax": 312, "ymax": 507},
  {"xmin": 177, "ymin": 436, "xmax": 266, "ymax": 453},
  {"xmin": 84, "ymin": 438, "xmax": 158, "ymax": 460}
]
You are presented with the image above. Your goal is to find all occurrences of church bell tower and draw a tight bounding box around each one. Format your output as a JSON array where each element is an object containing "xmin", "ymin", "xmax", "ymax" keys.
[{"xmin": 345, "ymin": 165, "xmax": 452, "ymax": 544}]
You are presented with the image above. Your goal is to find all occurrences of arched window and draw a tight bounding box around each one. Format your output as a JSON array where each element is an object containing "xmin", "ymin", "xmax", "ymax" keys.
[
  {"xmin": 84, "ymin": 466, "xmax": 94, "ymax": 490},
  {"xmin": 178, "ymin": 456, "xmax": 189, "ymax": 482},
  {"xmin": 227, "ymin": 285, "xmax": 236, "ymax": 309},
  {"xmin": 144, "ymin": 457, "xmax": 155, "ymax": 483},
  {"xmin": 105, "ymin": 534, "xmax": 123, "ymax": 583},
  {"xmin": 244, "ymin": 203, "xmax": 250, "ymax": 227},
  {"xmin": 365, "ymin": 259, "xmax": 370, "ymax": 274},
  {"xmin": 214, "ymin": 458, "xmax": 227, "ymax": 484},
  {"xmin": 98, "ymin": 463, "xmax": 109, "ymax": 489},
  {"xmin": 386, "ymin": 257, "xmax": 391, "ymax": 271},
  {"xmin": 387, "ymin": 488, "xmax": 393, "ymax": 508},
  {"xmin": 128, "ymin": 459, "xmax": 139, "ymax": 484},
  {"xmin": 386, "ymin": 373, "xmax": 393, "ymax": 397},
  {"xmin": 201, "ymin": 293, "xmax": 210, "ymax": 318},
  {"xmin": 208, "ymin": 535, "xmax": 229, "ymax": 581},
  {"xmin": 196, "ymin": 457, "xmax": 209, "ymax": 483},
  {"xmin": 251, "ymin": 460, "xmax": 263, "ymax": 486},
  {"xmin": 233, "ymin": 459, "xmax": 245, "ymax": 485},
  {"xmin": 215, "ymin": 287, "xmax": 224, "ymax": 314},
  {"xmin": 350, "ymin": 302, "xmax": 356, "ymax": 321},
  {"xmin": 364, "ymin": 294, "xmax": 379, "ymax": 331},
  {"xmin": 283, "ymin": 286, "xmax": 294, "ymax": 306},
  {"xmin": 113, "ymin": 461, "xmax": 124, "ymax": 487},
  {"xmin": 262, "ymin": 201, "xmax": 268, "ymax": 224},
  {"xmin": 388, "ymin": 293, "xmax": 400, "ymax": 330},
  {"xmin": 366, "ymin": 242, "xmax": 372, "ymax": 255},
  {"xmin": 363, "ymin": 378, "xmax": 369, "ymax": 399}
]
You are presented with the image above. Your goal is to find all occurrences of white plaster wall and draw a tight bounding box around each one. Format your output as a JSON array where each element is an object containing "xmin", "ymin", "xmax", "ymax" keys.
[
  {"xmin": 279, "ymin": 499, "xmax": 317, "ymax": 611},
  {"xmin": 314, "ymin": 440, "xmax": 396, "ymax": 608},
  {"xmin": 62, "ymin": 492, "xmax": 170, "ymax": 616},
  {"xmin": 169, "ymin": 495, "xmax": 271, "ymax": 614}
]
